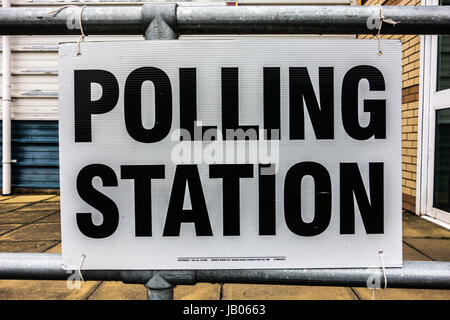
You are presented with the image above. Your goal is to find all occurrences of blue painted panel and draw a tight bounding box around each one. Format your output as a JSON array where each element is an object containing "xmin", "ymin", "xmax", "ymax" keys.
[{"xmin": 0, "ymin": 120, "xmax": 59, "ymax": 189}]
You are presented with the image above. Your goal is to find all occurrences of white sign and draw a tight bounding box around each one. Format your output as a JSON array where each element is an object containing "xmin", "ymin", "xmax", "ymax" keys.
[{"xmin": 59, "ymin": 40, "xmax": 402, "ymax": 270}]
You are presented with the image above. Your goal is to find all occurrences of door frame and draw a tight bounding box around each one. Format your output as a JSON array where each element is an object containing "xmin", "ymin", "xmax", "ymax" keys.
[{"xmin": 417, "ymin": 0, "xmax": 450, "ymax": 225}]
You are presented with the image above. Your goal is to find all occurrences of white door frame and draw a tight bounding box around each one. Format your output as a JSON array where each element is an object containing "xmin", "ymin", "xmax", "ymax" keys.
[{"xmin": 417, "ymin": 0, "xmax": 450, "ymax": 225}]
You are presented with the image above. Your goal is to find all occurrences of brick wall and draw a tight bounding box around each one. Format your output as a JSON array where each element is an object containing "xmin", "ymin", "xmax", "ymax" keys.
[{"xmin": 359, "ymin": 0, "xmax": 421, "ymax": 213}]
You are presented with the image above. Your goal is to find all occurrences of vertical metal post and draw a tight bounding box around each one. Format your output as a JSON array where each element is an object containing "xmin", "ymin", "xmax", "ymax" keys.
[
  {"xmin": 146, "ymin": 274, "xmax": 174, "ymax": 300},
  {"xmin": 141, "ymin": 4, "xmax": 178, "ymax": 298},
  {"xmin": 2, "ymin": 0, "xmax": 12, "ymax": 196}
]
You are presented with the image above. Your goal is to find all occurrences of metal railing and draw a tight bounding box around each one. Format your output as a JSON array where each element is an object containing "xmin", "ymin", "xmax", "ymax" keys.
[
  {"xmin": 0, "ymin": 5, "xmax": 450, "ymax": 36},
  {"xmin": 1, "ymin": 253, "xmax": 450, "ymax": 300},
  {"xmin": 1, "ymin": 3, "xmax": 450, "ymax": 300}
]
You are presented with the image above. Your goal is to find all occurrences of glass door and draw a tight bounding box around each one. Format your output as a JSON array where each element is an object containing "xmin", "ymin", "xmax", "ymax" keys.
[{"xmin": 430, "ymin": 0, "xmax": 450, "ymax": 224}]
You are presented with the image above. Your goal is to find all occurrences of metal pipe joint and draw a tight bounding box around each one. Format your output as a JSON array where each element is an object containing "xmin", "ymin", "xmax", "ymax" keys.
[
  {"xmin": 142, "ymin": 3, "xmax": 178, "ymax": 40},
  {"xmin": 146, "ymin": 274, "xmax": 174, "ymax": 300}
]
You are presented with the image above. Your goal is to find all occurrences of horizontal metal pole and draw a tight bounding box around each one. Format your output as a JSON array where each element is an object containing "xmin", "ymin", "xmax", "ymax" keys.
[
  {"xmin": 0, "ymin": 253, "xmax": 195, "ymax": 285},
  {"xmin": 177, "ymin": 5, "xmax": 450, "ymax": 35},
  {"xmin": 1, "ymin": 5, "xmax": 450, "ymax": 36},
  {"xmin": 1, "ymin": 253, "xmax": 450, "ymax": 289},
  {"xmin": 0, "ymin": 6, "xmax": 143, "ymax": 35},
  {"xmin": 197, "ymin": 262, "xmax": 450, "ymax": 289}
]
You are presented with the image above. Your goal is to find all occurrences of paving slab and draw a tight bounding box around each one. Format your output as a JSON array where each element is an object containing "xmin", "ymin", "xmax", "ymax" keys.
[
  {"xmin": 352, "ymin": 287, "xmax": 450, "ymax": 300},
  {"xmin": 403, "ymin": 238, "xmax": 450, "ymax": 261},
  {"xmin": 402, "ymin": 241, "xmax": 432, "ymax": 261},
  {"xmin": 403, "ymin": 212, "xmax": 450, "ymax": 239},
  {"xmin": 44, "ymin": 196, "xmax": 60, "ymax": 202},
  {"xmin": 2, "ymin": 195, "xmax": 55, "ymax": 203},
  {"xmin": 0, "ymin": 224, "xmax": 22, "ymax": 236},
  {"xmin": 221, "ymin": 284, "xmax": 358, "ymax": 300},
  {"xmin": 0, "ymin": 210, "xmax": 57, "ymax": 225},
  {"xmin": 36, "ymin": 212, "xmax": 61, "ymax": 224},
  {"xmin": 0, "ymin": 241, "xmax": 58, "ymax": 253},
  {"xmin": 45, "ymin": 242, "xmax": 61, "ymax": 253},
  {"xmin": 15, "ymin": 202, "xmax": 60, "ymax": 211},
  {"xmin": 0, "ymin": 280, "xmax": 100, "ymax": 300},
  {"xmin": 0, "ymin": 196, "xmax": 15, "ymax": 202},
  {"xmin": 0, "ymin": 223, "xmax": 61, "ymax": 241},
  {"xmin": 0, "ymin": 203, "xmax": 29, "ymax": 214},
  {"xmin": 87, "ymin": 282, "xmax": 146, "ymax": 300},
  {"xmin": 175, "ymin": 283, "xmax": 222, "ymax": 300}
]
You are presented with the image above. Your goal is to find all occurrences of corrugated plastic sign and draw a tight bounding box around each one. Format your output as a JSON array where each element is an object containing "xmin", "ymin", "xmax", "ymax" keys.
[{"xmin": 59, "ymin": 40, "xmax": 402, "ymax": 270}]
